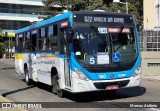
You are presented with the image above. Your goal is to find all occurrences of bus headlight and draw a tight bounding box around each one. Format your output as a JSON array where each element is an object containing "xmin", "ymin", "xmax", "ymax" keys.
[
  {"xmin": 75, "ymin": 68, "xmax": 90, "ymax": 81},
  {"xmin": 132, "ymin": 65, "xmax": 141, "ymax": 77}
]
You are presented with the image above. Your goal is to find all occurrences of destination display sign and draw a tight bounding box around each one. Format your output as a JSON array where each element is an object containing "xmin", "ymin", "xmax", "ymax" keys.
[
  {"xmin": 108, "ymin": 27, "xmax": 131, "ymax": 33},
  {"xmin": 73, "ymin": 14, "xmax": 133, "ymax": 24}
]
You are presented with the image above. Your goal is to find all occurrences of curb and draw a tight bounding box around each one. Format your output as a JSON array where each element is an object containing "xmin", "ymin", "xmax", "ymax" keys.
[
  {"xmin": 141, "ymin": 77, "xmax": 160, "ymax": 81},
  {"xmin": 0, "ymin": 96, "xmax": 28, "ymax": 111}
]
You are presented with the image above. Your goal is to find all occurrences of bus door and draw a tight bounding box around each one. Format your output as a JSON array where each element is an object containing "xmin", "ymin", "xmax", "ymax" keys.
[
  {"xmin": 30, "ymin": 30, "xmax": 38, "ymax": 82},
  {"xmin": 61, "ymin": 28, "xmax": 71, "ymax": 88}
]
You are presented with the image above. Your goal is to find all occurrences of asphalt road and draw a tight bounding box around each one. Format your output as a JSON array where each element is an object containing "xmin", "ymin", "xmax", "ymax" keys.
[{"xmin": 0, "ymin": 60, "xmax": 160, "ymax": 111}]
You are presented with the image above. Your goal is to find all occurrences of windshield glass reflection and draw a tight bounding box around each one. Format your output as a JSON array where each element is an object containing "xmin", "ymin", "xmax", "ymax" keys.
[{"xmin": 73, "ymin": 26, "xmax": 137, "ymax": 65}]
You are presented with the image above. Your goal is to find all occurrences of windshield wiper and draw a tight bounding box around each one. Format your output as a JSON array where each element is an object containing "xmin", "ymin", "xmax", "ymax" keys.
[{"xmin": 90, "ymin": 24, "xmax": 108, "ymax": 44}]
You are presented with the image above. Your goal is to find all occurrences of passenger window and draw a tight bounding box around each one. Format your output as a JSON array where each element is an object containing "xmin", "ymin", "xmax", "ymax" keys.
[
  {"xmin": 15, "ymin": 35, "xmax": 19, "ymax": 52},
  {"xmin": 39, "ymin": 28, "xmax": 47, "ymax": 50},
  {"xmin": 31, "ymin": 30, "xmax": 37, "ymax": 49},
  {"xmin": 48, "ymin": 25, "xmax": 53, "ymax": 37},
  {"xmin": 53, "ymin": 24, "xmax": 58, "ymax": 36},
  {"xmin": 18, "ymin": 34, "xmax": 23, "ymax": 52},
  {"xmin": 47, "ymin": 25, "xmax": 57, "ymax": 51},
  {"xmin": 25, "ymin": 32, "xmax": 31, "ymax": 50}
]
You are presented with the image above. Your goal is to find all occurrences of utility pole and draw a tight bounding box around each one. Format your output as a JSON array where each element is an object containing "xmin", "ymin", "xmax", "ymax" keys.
[
  {"xmin": 9, "ymin": 36, "xmax": 10, "ymax": 59},
  {"xmin": 113, "ymin": 0, "xmax": 129, "ymax": 14},
  {"xmin": 67, "ymin": 0, "xmax": 69, "ymax": 10}
]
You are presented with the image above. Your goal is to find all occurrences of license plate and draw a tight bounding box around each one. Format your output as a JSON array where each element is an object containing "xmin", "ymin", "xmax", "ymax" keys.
[{"xmin": 106, "ymin": 85, "xmax": 119, "ymax": 90}]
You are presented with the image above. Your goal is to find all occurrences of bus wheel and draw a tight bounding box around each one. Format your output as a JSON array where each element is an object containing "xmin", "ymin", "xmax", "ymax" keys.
[
  {"xmin": 52, "ymin": 75, "xmax": 57, "ymax": 94},
  {"xmin": 52, "ymin": 75, "xmax": 64, "ymax": 98},
  {"xmin": 57, "ymin": 89, "xmax": 64, "ymax": 98},
  {"xmin": 25, "ymin": 67, "xmax": 32, "ymax": 85}
]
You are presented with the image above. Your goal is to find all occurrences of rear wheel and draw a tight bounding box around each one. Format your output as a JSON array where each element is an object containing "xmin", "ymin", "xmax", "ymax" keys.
[
  {"xmin": 24, "ymin": 67, "xmax": 32, "ymax": 85},
  {"xmin": 52, "ymin": 75, "xmax": 57, "ymax": 94},
  {"xmin": 52, "ymin": 75, "xmax": 64, "ymax": 98}
]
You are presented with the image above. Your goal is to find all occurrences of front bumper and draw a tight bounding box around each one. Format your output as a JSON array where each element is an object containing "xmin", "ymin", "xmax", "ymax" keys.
[{"xmin": 71, "ymin": 74, "xmax": 140, "ymax": 93}]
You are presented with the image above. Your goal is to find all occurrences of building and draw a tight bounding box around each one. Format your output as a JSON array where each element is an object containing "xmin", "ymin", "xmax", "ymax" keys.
[
  {"xmin": 143, "ymin": 0, "xmax": 154, "ymax": 30},
  {"xmin": 142, "ymin": 0, "xmax": 160, "ymax": 77},
  {"xmin": 143, "ymin": 0, "xmax": 160, "ymax": 30},
  {"xmin": 142, "ymin": 0, "xmax": 160, "ymax": 52},
  {"xmin": 0, "ymin": 0, "xmax": 47, "ymax": 59},
  {"xmin": 0, "ymin": 0, "xmax": 45, "ymax": 38}
]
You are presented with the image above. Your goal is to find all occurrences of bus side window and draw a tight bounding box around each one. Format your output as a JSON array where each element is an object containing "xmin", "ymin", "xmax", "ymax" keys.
[
  {"xmin": 47, "ymin": 25, "xmax": 57, "ymax": 51},
  {"xmin": 26, "ymin": 32, "xmax": 31, "ymax": 51},
  {"xmin": 15, "ymin": 35, "xmax": 19, "ymax": 52},
  {"xmin": 39, "ymin": 27, "xmax": 46, "ymax": 50},
  {"xmin": 31, "ymin": 30, "xmax": 37, "ymax": 50},
  {"xmin": 53, "ymin": 24, "xmax": 57, "ymax": 36},
  {"xmin": 18, "ymin": 34, "xmax": 23, "ymax": 52},
  {"xmin": 23, "ymin": 33, "xmax": 26, "ymax": 50}
]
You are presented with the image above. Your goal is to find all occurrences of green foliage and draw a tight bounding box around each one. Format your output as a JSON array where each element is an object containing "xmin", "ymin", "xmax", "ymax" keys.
[
  {"xmin": 0, "ymin": 25, "xmax": 15, "ymax": 58},
  {"xmin": 0, "ymin": 40, "xmax": 15, "ymax": 58},
  {"xmin": 0, "ymin": 27, "xmax": 2, "ymax": 33},
  {"xmin": 0, "ymin": 26, "xmax": 2, "ymax": 37},
  {"xmin": 0, "ymin": 42, "xmax": 5, "ymax": 58},
  {"xmin": 3, "ymin": 40, "xmax": 15, "ymax": 49},
  {"xmin": 42, "ymin": 0, "xmax": 143, "ymax": 26},
  {"xmin": 42, "ymin": 0, "xmax": 73, "ymax": 18}
]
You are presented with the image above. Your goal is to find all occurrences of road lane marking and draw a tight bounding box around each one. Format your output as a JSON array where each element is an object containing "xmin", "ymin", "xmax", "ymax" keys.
[
  {"xmin": 0, "ymin": 96, "xmax": 11, "ymax": 102},
  {"xmin": 150, "ymin": 108, "xmax": 160, "ymax": 111},
  {"xmin": 0, "ymin": 96, "xmax": 28, "ymax": 111},
  {"xmin": 13, "ymin": 73, "xmax": 23, "ymax": 76}
]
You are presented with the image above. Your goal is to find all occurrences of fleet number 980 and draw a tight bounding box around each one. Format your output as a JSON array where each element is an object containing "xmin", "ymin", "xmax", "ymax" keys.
[{"xmin": 98, "ymin": 74, "xmax": 106, "ymax": 79}]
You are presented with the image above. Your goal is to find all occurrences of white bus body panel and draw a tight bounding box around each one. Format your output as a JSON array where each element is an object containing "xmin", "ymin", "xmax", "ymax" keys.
[
  {"xmin": 15, "ymin": 53, "xmax": 63, "ymax": 86},
  {"xmin": 70, "ymin": 71, "xmax": 140, "ymax": 93},
  {"xmin": 15, "ymin": 53, "xmax": 140, "ymax": 93}
]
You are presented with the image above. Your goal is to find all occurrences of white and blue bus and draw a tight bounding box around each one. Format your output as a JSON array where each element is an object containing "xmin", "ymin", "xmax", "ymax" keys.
[{"xmin": 15, "ymin": 11, "xmax": 141, "ymax": 97}]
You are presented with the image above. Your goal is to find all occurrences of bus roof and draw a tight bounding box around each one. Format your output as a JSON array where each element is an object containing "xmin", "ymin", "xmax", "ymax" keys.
[
  {"xmin": 72, "ymin": 11, "xmax": 132, "ymax": 16},
  {"xmin": 16, "ymin": 11, "xmax": 73, "ymax": 34},
  {"xmin": 16, "ymin": 11, "xmax": 133, "ymax": 34}
]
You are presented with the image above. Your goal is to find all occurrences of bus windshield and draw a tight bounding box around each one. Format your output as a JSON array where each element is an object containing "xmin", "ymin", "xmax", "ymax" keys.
[{"xmin": 73, "ymin": 26, "xmax": 137, "ymax": 65}]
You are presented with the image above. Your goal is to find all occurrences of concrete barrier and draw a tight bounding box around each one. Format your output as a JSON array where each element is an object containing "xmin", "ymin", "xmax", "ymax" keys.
[
  {"xmin": 141, "ymin": 51, "xmax": 160, "ymax": 76},
  {"xmin": 0, "ymin": 59, "xmax": 15, "ymax": 66}
]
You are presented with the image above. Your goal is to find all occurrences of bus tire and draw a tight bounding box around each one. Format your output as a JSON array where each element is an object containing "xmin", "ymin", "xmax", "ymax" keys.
[
  {"xmin": 24, "ymin": 67, "xmax": 32, "ymax": 85},
  {"xmin": 52, "ymin": 75, "xmax": 57, "ymax": 94},
  {"xmin": 52, "ymin": 75, "xmax": 64, "ymax": 98},
  {"xmin": 57, "ymin": 89, "xmax": 64, "ymax": 98}
]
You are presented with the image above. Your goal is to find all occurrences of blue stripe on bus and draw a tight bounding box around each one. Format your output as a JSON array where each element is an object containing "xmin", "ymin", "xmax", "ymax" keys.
[
  {"xmin": 16, "ymin": 12, "xmax": 73, "ymax": 34},
  {"xmin": 132, "ymin": 15, "xmax": 141, "ymax": 57},
  {"xmin": 70, "ymin": 52, "xmax": 141, "ymax": 80}
]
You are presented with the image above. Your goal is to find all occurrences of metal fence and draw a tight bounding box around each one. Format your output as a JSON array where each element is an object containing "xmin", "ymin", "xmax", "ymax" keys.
[{"xmin": 139, "ymin": 30, "xmax": 160, "ymax": 51}]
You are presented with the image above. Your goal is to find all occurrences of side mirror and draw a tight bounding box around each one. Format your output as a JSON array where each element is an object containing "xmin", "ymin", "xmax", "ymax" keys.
[
  {"xmin": 136, "ymin": 24, "xmax": 139, "ymax": 32},
  {"xmin": 67, "ymin": 27, "xmax": 74, "ymax": 43}
]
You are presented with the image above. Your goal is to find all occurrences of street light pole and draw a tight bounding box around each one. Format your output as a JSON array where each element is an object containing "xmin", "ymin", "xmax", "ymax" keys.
[
  {"xmin": 67, "ymin": 0, "xmax": 69, "ymax": 10},
  {"xmin": 126, "ymin": 2, "xmax": 128, "ymax": 14},
  {"xmin": 113, "ymin": 0, "xmax": 128, "ymax": 14},
  {"xmin": 9, "ymin": 36, "xmax": 10, "ymax": 59}
]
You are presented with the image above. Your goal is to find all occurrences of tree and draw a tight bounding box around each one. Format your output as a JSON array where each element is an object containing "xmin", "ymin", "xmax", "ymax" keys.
[
  {"xmin": 127, "ymin": 0, "xmax": 143, "ymax": 26},
  {"xmin": 3, "ymin": 40, "xmax": 15, "ymax": 59},
  {"xmin": 42, "ymin": 0, "xmax": 112, "ymax": 16},
  {"xmin": 42, "ymin": 0, "xmax": 72, "ymax": 18},
  {"xmin": 0, "ymin": 26, "xmax": 2, "ymax": 37},
  {"xmin": 0, "ymin": 42, "xmax": 5, "ymax": 58},
  {"xmin": 42, "ymin": 0, "xmax": 143, "ymax": 26}
]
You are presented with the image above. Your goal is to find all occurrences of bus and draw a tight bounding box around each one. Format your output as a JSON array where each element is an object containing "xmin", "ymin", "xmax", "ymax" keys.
[{"xmin": 15, "ymin": 11, "xmax": 141, "ymax": 98}]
